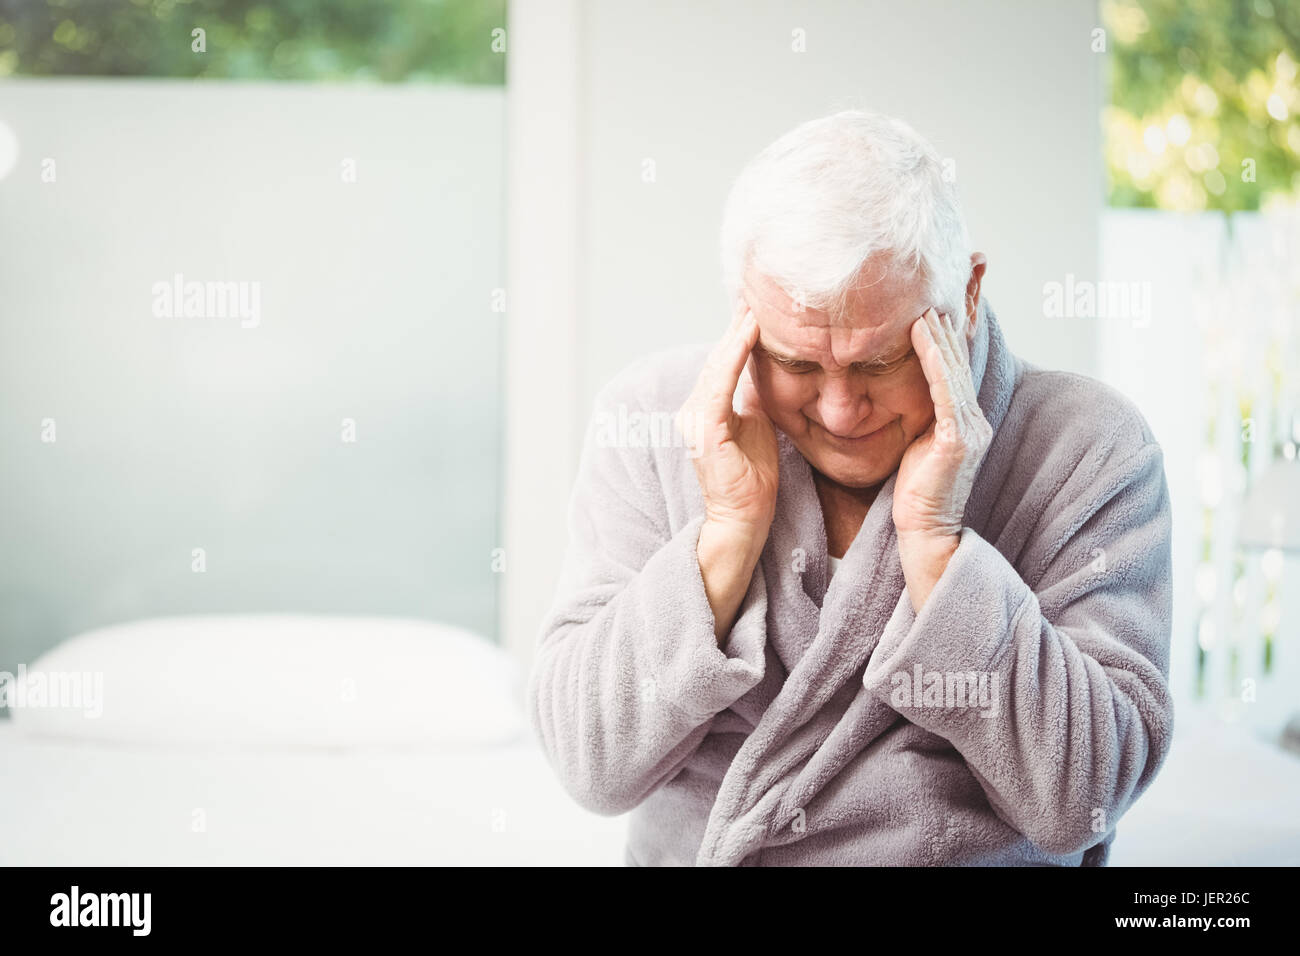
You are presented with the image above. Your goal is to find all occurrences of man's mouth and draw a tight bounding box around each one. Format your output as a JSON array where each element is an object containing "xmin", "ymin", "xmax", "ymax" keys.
[{"xmin": 815, "ymin": 418, "xmax": 896, "ymax": 445}]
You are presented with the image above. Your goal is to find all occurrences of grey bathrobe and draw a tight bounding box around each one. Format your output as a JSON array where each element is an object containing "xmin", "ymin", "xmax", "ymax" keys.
[{"xmin": 526, "ymin": 297, "xmax": 1174, "ymax": 866}]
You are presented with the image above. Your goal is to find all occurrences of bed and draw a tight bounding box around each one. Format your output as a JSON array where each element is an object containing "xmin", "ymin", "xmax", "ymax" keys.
[
  {"xmin": 0, "ymin": 724, "xmax": 628, "ymax": 866},
  {"xmin": 0, "ymin": 614, "xmax": 629, "ymax": 866},
  {"xmin": 3, "ymin": 615, "xmax": 1296, "ymax": 866}
]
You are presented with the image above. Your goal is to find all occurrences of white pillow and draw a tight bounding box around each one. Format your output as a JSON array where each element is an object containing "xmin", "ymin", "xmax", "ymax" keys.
[{"xmin": 6, "ymin": 615, "xmax": 526, "ymax": 750}]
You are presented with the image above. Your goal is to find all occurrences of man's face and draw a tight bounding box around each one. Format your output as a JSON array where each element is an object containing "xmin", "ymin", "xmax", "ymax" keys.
[{"xmin": 741, "ymin": 257, "xmax": 938, "ymax": 490}]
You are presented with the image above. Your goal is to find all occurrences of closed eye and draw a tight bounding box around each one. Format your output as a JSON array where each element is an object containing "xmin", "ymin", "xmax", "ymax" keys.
[
  {"xmin": 765, "ymin": 348, "xmax": 914, "ymax": 375},
  {"xmin": 851, "ymin": 350, "xmax": 915, "ymax": 375},
  {"xmin": 774, "ymin": 358, "xmax": 820, "ymax": 374}
]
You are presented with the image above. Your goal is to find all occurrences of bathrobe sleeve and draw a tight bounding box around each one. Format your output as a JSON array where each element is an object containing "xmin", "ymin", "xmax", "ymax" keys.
[
  {"xmin": 526, "ymin": 376, "xmax": 769, "ymax": 817},
  {"xmin": 861, "ymin": 438, "xmax": 1175, "ymax": 856}
]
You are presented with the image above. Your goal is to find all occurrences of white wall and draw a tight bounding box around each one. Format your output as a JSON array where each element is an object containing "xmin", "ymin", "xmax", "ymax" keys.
[{"xmin": 506, "ymin": 0, "xmax": 1102, "ymax": 665}]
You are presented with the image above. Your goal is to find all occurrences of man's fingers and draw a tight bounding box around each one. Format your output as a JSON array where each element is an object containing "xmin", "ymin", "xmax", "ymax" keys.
[
  {"xmin": 942, "ymin": 312, "xmax": 982, "ymax": 417},
  {"xmin": 937, "ymin": 312, "xmax": 972, "ymax": 403},
  {"xmin": 929, "ymin": 310, "xmax": 960, "ymax": 377},
  {"xmin": 941, "ymin": 312, "xmax": 972, "ymax": 379},
  {"xmin": 681, "ymin": 305, "xmax": 759, "ymax": 453},
  {"xmin": 912, "ymin": 309, "xmax": 963, "ymax": 437},
  {"xmin": 702, "ymin": 299, "xmax": 746, "ymax": 371},
  {"xmin": 912, "ymin": 309, "xmax": 952, "ymax": 406},
  {"xmin": 729, "ymin": 294, "xmax": 749, "ymax": 329},
  {"xmin": 704, "ymin": 308, "xmax": 758, "ymax": 420},
  {"xmin": 734, "ymin": 361, "xmax": 767, "ymax": 419}
]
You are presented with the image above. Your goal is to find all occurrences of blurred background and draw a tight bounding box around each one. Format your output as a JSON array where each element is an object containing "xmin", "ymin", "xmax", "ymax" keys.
[{"xmin": 0, "ymin": 0, "xmax": 1297, "ymax": 865}]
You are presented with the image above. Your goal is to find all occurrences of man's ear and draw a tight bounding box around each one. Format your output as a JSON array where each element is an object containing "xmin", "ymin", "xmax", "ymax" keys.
[{"xmin": 964, "ymin": 252, "xmax": 987, "ymax": 339}]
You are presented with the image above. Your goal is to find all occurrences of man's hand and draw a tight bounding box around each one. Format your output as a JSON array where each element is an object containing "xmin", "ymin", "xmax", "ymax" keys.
[
  {"xmin": 893, "ymin": 308, "xmax": 992, "ymax": 612},
  {"xmin": 678, "ymin": 298, "xmax": 779, "ymax": 643}
]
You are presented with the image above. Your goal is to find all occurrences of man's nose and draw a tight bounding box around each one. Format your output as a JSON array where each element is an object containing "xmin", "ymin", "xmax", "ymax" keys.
[{"xmin": 816, "ymin": 375, "xmax": 870, "ymax": 435}]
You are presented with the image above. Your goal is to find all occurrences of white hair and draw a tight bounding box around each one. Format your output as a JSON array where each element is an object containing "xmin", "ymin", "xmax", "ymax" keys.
[{"xmin": 720, "ymin": 110, "xmax": 973, "ymax": 323}]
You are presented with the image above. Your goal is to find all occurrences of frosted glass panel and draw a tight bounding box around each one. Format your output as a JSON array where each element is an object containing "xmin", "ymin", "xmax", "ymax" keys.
[{"xmin": 0, "ymin": 80, "xmax": 505, "ymax": 668}]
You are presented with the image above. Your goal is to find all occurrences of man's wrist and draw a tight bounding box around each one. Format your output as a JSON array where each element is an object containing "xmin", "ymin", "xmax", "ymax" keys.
[
  {"xmin": 896, "ymin": 528, "xmax": 961, "ymax": 613},
  {"xmin": 698, "ymin": 518, "xmax": 768, "ymax": 645},
  {"xmin": 700, "ymin": 517, "xmax": 768, "ymax": 566}
]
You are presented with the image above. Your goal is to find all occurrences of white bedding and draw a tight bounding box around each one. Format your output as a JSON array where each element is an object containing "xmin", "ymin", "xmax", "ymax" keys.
[
  {"xmin": 6, "ymin": 703, "xmax": 1298, "ymax": 866},
  {"xmin": 0, "ymin": 725, "xmax": 629, "ymax": 866},
  {"xmin": 3, "ymin": 688, "xmax": 1296, "ymax": 865},
  {"xmin": 0, "ymin": 613, "xmax": 631, "ymax": 866}
]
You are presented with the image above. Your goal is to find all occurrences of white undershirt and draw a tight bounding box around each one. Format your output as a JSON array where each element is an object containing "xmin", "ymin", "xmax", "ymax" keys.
[{"xmin": 827, "ymin": 553, "xmax": 843, "ymax": 576}]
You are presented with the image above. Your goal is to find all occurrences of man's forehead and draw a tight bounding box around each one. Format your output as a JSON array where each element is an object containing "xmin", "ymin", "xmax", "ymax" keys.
[
  {"xmin": 741, "ymin": 260, "xmax": 928, "ymax": 359},
  {"xmin": 743, "ymin": 259, "xmax": 924, "ymax": 322}
]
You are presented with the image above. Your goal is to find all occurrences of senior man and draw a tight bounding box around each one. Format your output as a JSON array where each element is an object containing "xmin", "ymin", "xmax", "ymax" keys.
[{"xmin": 527, "ymin": 110, "xmax": 1174, "ymax": 866}]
